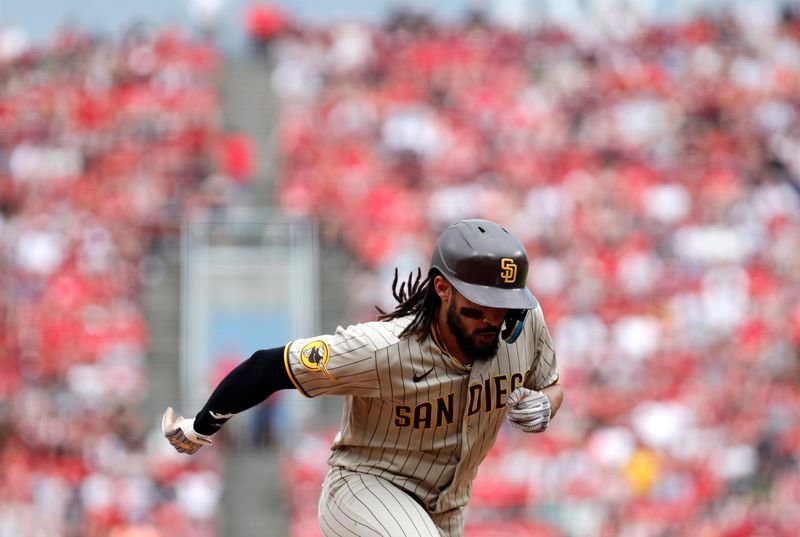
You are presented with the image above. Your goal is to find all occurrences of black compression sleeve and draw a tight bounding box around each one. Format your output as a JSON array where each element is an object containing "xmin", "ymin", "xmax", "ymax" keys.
[{"xmin": 193, "ymin": 346, "xmax": 294, "ymax": 435}]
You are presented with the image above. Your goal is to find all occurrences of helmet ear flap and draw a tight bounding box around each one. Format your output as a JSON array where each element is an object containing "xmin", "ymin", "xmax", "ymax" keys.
[{"xmin": 501, "ymin": 309, "xmax": 527, "ymax": 343}]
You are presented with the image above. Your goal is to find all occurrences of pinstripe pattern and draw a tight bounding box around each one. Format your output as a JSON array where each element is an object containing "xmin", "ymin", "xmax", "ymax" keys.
[
  {"xmin": 286, "ymin": 307, "xmax": 558, "ymax": 535},
  {"xmin": 319, "ymin": 468, "xmax": 463, "ymax": 537}
]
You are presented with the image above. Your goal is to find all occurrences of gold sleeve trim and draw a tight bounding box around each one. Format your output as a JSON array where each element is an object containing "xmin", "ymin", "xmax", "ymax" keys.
[{"xmin": 284, "ymin": 341, "xmax": 311, "ymax": 398}]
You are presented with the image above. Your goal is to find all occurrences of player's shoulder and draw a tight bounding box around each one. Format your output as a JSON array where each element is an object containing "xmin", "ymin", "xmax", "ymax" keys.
[
  {"xmin": 334, "ymin": 315, "xmax": 413, "ymax": 351},
  {"xmin": 527, "ymin": 305, "xmax": 547, "ymax": 327}
]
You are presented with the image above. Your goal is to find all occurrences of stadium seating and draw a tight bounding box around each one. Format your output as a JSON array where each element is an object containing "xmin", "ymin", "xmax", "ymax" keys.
[
  {"xmin": 4, "ymin": 5, "xmax": 800, "ymax": 536},
  {"xmin": 0, "ymin": 26, "xmax": 225, "ymax": 536},
  {"xmin": 273, "ymin": 8, "xmax": 800, "ymax": 536}
]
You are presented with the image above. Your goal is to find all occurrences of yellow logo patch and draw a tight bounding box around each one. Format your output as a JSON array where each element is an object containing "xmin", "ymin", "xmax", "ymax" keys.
[
  {"xmin": 300, "ymin": 340, "xmax": 336, "ymax": 381},
  {"xmin": 500, "ymin": 258, "xmax": 517, "ymax": 283}
]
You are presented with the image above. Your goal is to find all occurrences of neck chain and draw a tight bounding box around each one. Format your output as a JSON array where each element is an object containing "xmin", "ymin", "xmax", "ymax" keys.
[
  {"xmin": 432, "ymin": 319, "xmax": 452, "ymax": 357},
  {"xmin": 433, "ymin": 319, "xmax": 472, "ymax": 367}
]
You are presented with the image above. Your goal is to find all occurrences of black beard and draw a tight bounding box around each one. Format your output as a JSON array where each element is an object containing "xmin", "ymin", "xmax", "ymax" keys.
[{"xmin": 446, "ymin": 300, "xmax": 500, "ymax": 363}]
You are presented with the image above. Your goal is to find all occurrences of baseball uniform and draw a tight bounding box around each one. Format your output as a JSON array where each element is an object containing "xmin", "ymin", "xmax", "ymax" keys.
[{"xmin": 284, "ymin": 306, "xmax": 559, "ymax": 536}]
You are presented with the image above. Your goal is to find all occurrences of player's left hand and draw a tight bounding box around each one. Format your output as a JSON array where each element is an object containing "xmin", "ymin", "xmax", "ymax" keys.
[{"xmin": 506, "ymin": 387, "xmax": 551, "ymax": 433}]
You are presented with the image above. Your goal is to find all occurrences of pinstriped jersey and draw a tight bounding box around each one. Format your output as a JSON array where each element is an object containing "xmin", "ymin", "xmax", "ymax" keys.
[{"xmin": 283, "ymin": 306, "xmax": 559, "ymax": 513}]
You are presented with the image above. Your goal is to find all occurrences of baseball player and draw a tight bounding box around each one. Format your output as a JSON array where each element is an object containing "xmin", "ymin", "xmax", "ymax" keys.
[{"xmin": 163, "ymin": 219, "xmax": 564, "ymax": 536}]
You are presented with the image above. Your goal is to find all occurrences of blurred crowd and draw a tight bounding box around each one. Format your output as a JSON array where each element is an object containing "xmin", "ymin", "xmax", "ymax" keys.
[
  {"xmin": 2, "ymin": 1, "xmax": 800, "ymax": 535},
  {"xmin": 0, "ymin": 27, "xmax": 233, "ymax": 536},
  {"xmin": 272, "ymin": 3, "xmax": 800, "ymax": 537}
]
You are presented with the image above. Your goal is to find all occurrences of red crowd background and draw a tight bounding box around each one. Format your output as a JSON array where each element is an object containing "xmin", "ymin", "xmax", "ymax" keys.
[{"xmin": 1, "ymin": 3, "xmax": 799, "ymax": 537}]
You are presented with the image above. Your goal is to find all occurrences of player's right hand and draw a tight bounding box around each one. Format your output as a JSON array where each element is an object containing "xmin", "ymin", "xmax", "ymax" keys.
[{"xmin": 162, "ymin": 407, "xmax": 212, "ymax": 455}]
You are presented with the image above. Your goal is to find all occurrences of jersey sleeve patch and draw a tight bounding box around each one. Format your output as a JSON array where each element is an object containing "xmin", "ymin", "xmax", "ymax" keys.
[{"xmin": 300, "ymin": 340, "xmax": 337, "ymax": 381}]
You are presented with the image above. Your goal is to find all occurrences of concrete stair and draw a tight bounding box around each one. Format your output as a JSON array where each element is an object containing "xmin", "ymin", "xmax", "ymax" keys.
[{"xmin": 141, "ymin": 50, "xmax": 355, "ymax": 537}]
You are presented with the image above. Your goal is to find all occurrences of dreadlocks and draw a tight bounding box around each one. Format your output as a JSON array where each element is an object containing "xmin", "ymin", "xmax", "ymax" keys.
[{"xmin": 376, "ymin": 267, "xmax": 441, "ymax": 341}]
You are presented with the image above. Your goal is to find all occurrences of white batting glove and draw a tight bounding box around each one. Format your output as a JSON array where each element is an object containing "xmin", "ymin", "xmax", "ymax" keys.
[
  {"xmin": 162, "ymin": 407, "xmax": 212, "ymax": 455},
  {"xmin": 506, "ymin": 387, "xmax": 551, "ymax": 434}
]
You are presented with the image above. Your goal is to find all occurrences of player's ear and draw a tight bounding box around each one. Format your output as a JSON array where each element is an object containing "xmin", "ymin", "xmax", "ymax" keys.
[{"xmin": 433, "ymin": 275, "xmax": 452, "ymax": 303}]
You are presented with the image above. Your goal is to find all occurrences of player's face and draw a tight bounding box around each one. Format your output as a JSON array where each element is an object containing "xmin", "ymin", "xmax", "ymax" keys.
[{"xmin": 445, "ymin": 292, "xmax": 507, "ymax": 363}]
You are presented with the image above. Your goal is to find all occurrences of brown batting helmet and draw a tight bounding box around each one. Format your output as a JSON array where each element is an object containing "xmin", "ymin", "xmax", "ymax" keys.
[{"xmin": 429, "ymin": 219, "xmax": 538, "ymax": 310}]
